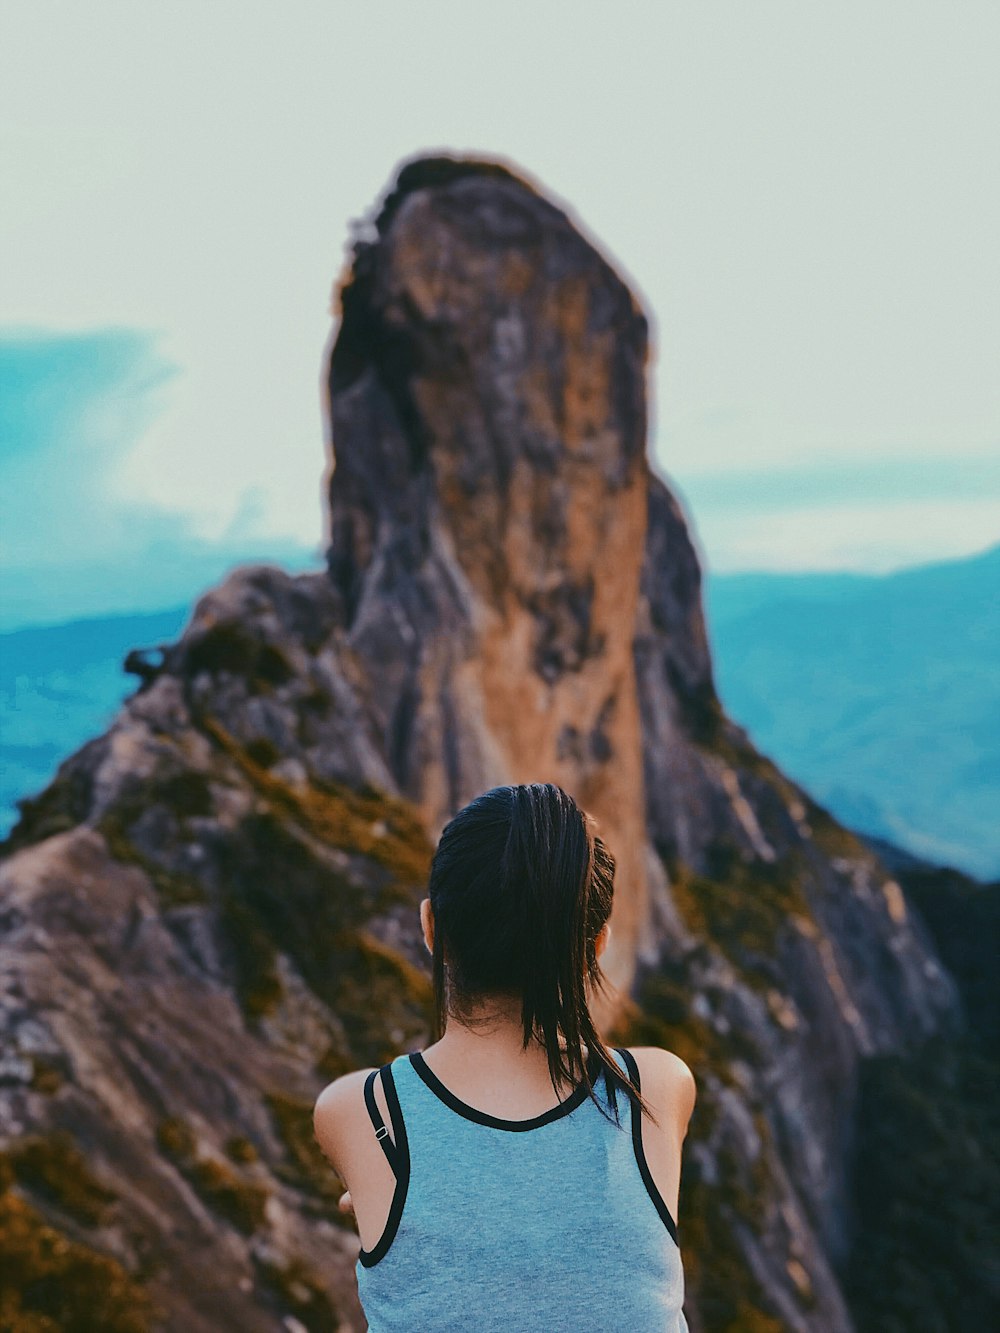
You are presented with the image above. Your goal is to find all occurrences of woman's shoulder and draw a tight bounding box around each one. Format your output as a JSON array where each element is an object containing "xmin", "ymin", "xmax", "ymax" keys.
[
  {"xmin": 313, "ymin": 1065, "xmax": 386, "ymax": 1175},
  {"xmin": 616, "ymin": 1045, "xmax": 697, "ymax": 1139},
  {"xmin": 622, "ymin": 1044, "xmax": 696, "ymax": 1087}
]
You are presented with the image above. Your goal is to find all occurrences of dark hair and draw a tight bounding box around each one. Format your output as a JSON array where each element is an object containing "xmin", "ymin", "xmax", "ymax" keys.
[{"xmin": 426, "ymin": 782, "xmax": 658, "ymax": 1127}]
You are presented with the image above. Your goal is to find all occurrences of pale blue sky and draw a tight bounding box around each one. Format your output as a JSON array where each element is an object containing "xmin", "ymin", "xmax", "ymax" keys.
[{"xmin": 1, "ymin": 1, "xmax": 998, "ymax": 628}]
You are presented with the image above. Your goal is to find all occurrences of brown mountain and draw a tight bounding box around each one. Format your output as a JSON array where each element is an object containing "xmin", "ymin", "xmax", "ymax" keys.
[{"xmin": 0, "ymin": 155, "xmax": 986, "ymax": 1332}]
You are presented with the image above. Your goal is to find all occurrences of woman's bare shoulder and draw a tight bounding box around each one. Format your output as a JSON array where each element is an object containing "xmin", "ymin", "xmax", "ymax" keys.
[
  {"xmin": 314, "ymin": 1067, "xmax": 380, "ymax": 1114},
  {"xmin": 312, "ymin": 1067, "xmax": 381, "ymax": 1173},
  {"xmin": 620, "ymin": 1045, "xmax": 697, "ymax": 1138}
]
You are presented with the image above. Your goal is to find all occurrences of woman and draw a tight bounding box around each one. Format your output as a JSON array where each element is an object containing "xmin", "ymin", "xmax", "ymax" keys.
[{"xmin": 313, "ymin": 782, "xmax": 696, "ymax": 1331}]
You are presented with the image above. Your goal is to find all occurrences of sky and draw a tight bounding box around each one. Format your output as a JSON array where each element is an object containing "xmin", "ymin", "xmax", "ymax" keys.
[{"xmin": 1, "ymin": 1, "xmax": 998, "ymax": 629}]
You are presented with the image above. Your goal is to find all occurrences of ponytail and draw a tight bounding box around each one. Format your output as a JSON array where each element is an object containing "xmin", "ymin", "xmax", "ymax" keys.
[{"xmin": 427, "ymin": 783, "xmax": 658, "ymax": 1128}]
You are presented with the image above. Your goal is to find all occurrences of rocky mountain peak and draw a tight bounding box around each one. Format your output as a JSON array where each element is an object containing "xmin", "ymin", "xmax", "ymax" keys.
[
  {"xmin": 324, "ymin": 154, "xmax": 657, "ymax": 993},
  {"xmin": 0, "ymin": 154, "xmax": 983, "ymax": 1332}
]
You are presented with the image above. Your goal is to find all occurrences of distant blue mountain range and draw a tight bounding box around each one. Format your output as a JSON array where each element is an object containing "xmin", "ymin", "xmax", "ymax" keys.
[
  {"xmin": 3, "ymin": 544, "xmax": 998, "ymax": 879},
  {"xmin": 704, "ymin": 541, "xmax": 1000, "ymax": 881}
]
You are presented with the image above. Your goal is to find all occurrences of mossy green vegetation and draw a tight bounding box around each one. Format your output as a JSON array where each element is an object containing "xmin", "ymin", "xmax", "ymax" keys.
[
  {"xmin": 254, "ymin": 1249, "xmax": 341, "ymax": 1332},
  {"xmin": 0, "ymin": 1178, "xmax": 153, "ymax": 1332},
  {"xmin": 151, "ymin": 769, "xmax": 214, "ymax": 818},
  {"xmin": 265, "ymin": 1090, "xmax": 355, "ymax": 1231},
  {"xmin": 611, "ymin": 947, "xmax": 793, "ymax": 1328},
  {"xmin": 154, "ymin": 1116, "xmax": 269, "ymax": 1235},
  {"xmin": 90, "ymin": 715, "xmax": 435, "ymax": 1070},
  {"xmin": 197, "ymin": 724, "xmax": 435, "ymax": 1053},
  {"xmin": 244, "ymin": 736, "xmax": 282, "ymax": 769},
  {"xmin": 97, "ymin": 766, "xmax": 211, "ymax": 908},
  {"xmin": 28, "ymin": 1056, "xmax": 66, "ymax": 1095},
  {"xmin": 314, "ymin": 1043, "xmax": 355, "ymax": 1082},
  {"xmin": 4, "ymin": 1130, "xmax": 117, "ymax": 1228},
  {"xmin": 154, "ymin": 1115, "xmax": 196, "ymax": 1160},
  {"xmin": 224, "ymin": 1134, "xmax": 258, "ymax": 1165},
  {"xmin": 217, "ymin": 887, "xmax": 286, "ymax": 1018},
  {"xmin": 688, "ymin": 708, "xmax": 868, "ymax": 866},
  {"xmin": 212, "ymin": 806, "xmax": 433, "ymax": 1050},
  {"xmin": 333, "ymin": 929, "xmax": 433, "ymax": 1067},
  {"xmin": 608, "ymin": 1011, "xmax": 786, "ymax": 1329},
  {"xmin": 801, "ymin": 794, "xmax": 870, "ymax": 860},
  {"xmin": 680, "ymin": 1164, "xmax": 787, "ymax": 1333},
  {"xmin": 100, "ymin": 813, "xmax": 208, "ymax": 908},
  {"xmin": 689, "ymin": 703, "xmax": 792, "ymax": 791},
  {"xmin": 669, "ymin": 842, "xmax": 812, "ymax": 994},
  {"xmin": 266, "ymin": 1089, "xmax": 328, "ymax": 1185},
  {"xmin": 840, "ymin": 1031, "xmax": 999, "ymax": 1331},
  {"xmin": 184, "ymin": 622, "xmax": 294, "ymax": 691},
  {"xmin": 3, "ymin": 757, "xmax": 94, "ymax": 855},
  {"xmin": 187, "ymin": 1157, "xmax": 269, "ymax": 1234},
  {"xmin": 610, "ymin": 969, "xmax": 737, "ymax": 1109},
  {"xmin": 202, "ymin": 716, "xmax": 434, "ymax": 886}
]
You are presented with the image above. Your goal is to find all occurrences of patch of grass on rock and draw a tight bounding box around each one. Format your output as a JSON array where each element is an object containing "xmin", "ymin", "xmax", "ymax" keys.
[
  {"xmin": 670, "ymin": 842, "xmax": 813, "ymax": 991},
  {"xmin": 154, "ymin": 1116, "xmax": 269, "ymax": 1234},
  {"xmin": 265, "ymin": 1090, "xmax": 354, "ymax": 1230},
  {"xmin": 5, "ymin": 1130, "xmax": 117, "ymax": 1227},
  {"xmin": 0, "ymin": 1183, "xmax": 153, "ymax": 1332},
  {"xmin": 254, "ymin": 1250, "xmax": 341, "ymax": 1332}
]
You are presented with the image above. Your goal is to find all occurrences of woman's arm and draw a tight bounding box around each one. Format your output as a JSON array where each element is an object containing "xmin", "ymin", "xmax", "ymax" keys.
[
  {"xmin": 628, "ymin": 1046, "xmax": 698, "ymax": 1224},
  {"xmin": 313, "ymin": 1068, "xmax": 389, "ymax": 1231},
  {"xmin": 313, "ymin": 1068, "xmax": 378, "ymax": 1179}
]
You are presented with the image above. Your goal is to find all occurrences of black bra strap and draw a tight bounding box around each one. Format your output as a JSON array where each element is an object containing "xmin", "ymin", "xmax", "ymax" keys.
[{"xmin": 364, "ymin": 1066, "xmax": 401, "ymax": 1176}]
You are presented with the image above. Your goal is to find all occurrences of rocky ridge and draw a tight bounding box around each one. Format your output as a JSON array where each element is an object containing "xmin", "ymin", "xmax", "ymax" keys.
[{"xmin": 0, "ymin": 156, "xmax": 977, "ymax": 1332}]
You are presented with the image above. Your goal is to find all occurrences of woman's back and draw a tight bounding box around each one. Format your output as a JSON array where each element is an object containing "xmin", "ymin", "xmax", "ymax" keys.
[
  {"xmin": 353, "ymin": 1044, "xmax": 689, "ymax": 1332},
  {"xmin": 313, "ymin": 785, "xmax": 697, "ymax": 1329}
]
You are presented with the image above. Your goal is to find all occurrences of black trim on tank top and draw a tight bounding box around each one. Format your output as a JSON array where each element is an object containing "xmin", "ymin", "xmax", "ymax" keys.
[
  {"xmin": 364, "ymin": 1067, "xmax": 403, "ymax": 1176},
  {"xmin": 357, "ymin": 1062, "xmax": 410, "ymax": 1268},
  {"xmin": 408, "ymin": 1047, "xmax": 606, "ymax": 1131},
  {"xmin": 616, "ymin": 1047, "xmax": 680, "ymax": 1247}
]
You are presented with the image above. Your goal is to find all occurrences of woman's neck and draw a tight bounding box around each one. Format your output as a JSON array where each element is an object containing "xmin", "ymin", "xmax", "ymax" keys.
[{"xmin": 427, "ymin": 996, "xmax": 585, "ymax": 1089}]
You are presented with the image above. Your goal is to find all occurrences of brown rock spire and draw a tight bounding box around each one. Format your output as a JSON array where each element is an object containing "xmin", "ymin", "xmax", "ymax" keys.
[{"xmin": 325, "ymin": 155, "xmax": 653, "ymax": 998}]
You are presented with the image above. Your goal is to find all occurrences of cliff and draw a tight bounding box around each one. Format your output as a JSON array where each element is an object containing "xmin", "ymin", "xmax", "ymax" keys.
[{"xmin": 0, "ymin": 155, "xmax": 988, "ymax": 1333}]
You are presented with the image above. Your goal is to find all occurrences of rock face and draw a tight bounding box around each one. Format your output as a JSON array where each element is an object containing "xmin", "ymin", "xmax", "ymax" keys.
[
  {"xmin": 325, "ymin": 160, "xmax": 652, "ymax": 995},
  {"xmin": 0, "ymin": 156, "xmax": 978, "ymax": 1332}
]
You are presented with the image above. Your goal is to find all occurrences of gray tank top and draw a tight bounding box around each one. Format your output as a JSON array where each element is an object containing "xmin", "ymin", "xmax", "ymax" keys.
[{"xmin": 355, "ymin": 1045, "xmax": 689, "ymax": 1331}]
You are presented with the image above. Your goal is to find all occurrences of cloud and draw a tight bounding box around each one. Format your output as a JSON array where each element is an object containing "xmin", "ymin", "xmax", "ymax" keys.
[
  {"xmin": 669, "ymin": 452, "xmax": 1000, "ymax": 513},
  {"xmin": 0, "ymin": 329, "xmax": 319, "ymax": 629},
  {"xmin": 1, "ymin": 328, "xmax": 179, "ymax": 553},
  {"xmin": 682, "ymin": 495, "xmax": 1000, "ymax": 575},
  {"xmin": 661, "ymin": 451, "xmax": 1000, "ymax": 572}
]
